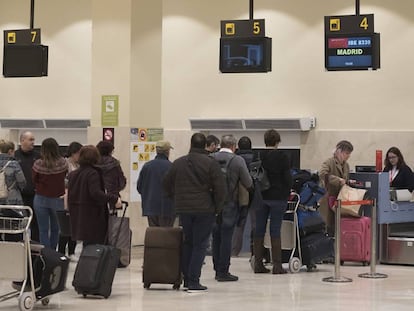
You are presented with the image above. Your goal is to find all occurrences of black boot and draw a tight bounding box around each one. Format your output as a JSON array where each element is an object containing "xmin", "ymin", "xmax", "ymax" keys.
[
  {"xmin": 253, "ymin": 238, "xmax": 270, "ymax": 273},
  {"xmin": 271, "ymin": 237, "xmax": 287, "ymax": 274}
]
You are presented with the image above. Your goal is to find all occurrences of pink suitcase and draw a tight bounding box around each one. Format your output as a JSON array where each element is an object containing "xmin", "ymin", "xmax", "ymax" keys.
[{"xmin": 340, "ymin": 216, "xmax": 371, "ymax": 265}]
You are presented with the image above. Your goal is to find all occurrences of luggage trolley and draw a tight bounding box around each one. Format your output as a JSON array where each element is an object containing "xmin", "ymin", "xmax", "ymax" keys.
[
  {"xmin": 0, "ymin": 205, "xmax": 40, "ymax": 311},
  {"xmin": 263, "ymin": 192, "xmax": 303, "ymax": 273}
]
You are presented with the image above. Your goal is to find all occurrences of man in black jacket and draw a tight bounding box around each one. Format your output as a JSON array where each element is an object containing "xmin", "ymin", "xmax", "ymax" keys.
[
  {"xmin": 163, "ymin": 133, "xmax": 225, "ymax": 292},
  {"xmin": 14, "ymin": 131, "xmax": 40, "ymax": 242}
]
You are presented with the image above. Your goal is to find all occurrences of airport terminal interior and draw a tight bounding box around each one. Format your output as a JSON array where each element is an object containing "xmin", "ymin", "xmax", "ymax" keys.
[{"xmin": 2, "ymin": 0, "xmax": 414, "ymax": 310}]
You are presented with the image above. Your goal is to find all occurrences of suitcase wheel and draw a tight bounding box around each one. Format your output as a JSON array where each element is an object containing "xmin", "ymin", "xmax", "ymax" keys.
[
  {"xmin": 173, "ymin": 283, "xmax": 180, "ymax": 290},
  {"xmin": 41, "ymin": 298, "xmax": 49, "ymax": 306},
  {"xmin": 144, "ymin": 282, "xmax": 151, "ymax": 289},
  {"xmin": 82, "ymin": 293, "xmax": 87, "ymax": 298},
  {"xmin": 362, "ymin": 261, "xmax": 370, "ymax": 266},
  {"xmin": 306, "ymin": 264, "xmax": 317, "ymax": 272}
]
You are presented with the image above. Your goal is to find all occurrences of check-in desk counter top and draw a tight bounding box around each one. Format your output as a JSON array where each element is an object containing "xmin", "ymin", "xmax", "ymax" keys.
[{"xmin": 350, "ymin": 172, "xmax": 414, "ymax": 265}]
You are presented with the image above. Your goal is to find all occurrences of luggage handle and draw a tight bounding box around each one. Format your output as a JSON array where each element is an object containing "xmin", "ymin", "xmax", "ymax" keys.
[{"xmin": 106, "ymin": 200, "xmax": 129, "ymax": 247}]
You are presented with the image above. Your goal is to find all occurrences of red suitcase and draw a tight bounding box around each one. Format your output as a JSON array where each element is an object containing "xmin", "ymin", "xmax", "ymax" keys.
[{"xmin": 340, "ymin": 216, "xmax": 371, "ymax": 265}]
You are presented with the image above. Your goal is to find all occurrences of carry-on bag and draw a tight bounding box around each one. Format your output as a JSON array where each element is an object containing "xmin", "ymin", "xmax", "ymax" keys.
[
  {"xmin": 143, "ymin": 227, "xmax": 182, "ymax": 289},
  {"xmin": 297, "ymin": 209, "xmax": 326, "ymax": 237},
  {"xmin": 32, "ymin": 247, "xmax": 70, "ymax": 299},
  {"xmin": 72, "ymin": 202, "xmax": 126, "ymax": 298},
  {"xmin": 340, "ymin": 216, "xmax": 371, "ymax": 265},
  {"xmin": 300, "ymin": 232, "xmax": 334, "ymax": 266},
  {"xmin": 108, "ymin": 201, "xmax": 132, "ymax": 267},
  {"xmin": 56, "ymin": 210, "xmax": 72, "ymax": 237},
  {"xmin": 72, "ymin": 244, "xmax": 121, "ymax": 298}
]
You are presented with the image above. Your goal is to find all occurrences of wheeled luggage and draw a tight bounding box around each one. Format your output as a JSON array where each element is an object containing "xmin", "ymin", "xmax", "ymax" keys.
[
  {"xmin": 72, "ymin": 244, "xmax": 121, "ymax": 298},
  {"xmin": 300, "ymin": 232, "xmax": 334, "ymax": 266},
  {"xmin": 143, "ymin": 227, "xmax": 182, "ymax": 289},
  {"xmin": 340, "ymin": 216, "xmax": 371, "ymax": 265},
  {"xmin": 31, "ymin": 246, "xmax": 70, "ymax": 300},
  {"xmin": 297, "ymin": 209, "xmax": 326, "ymax": 237},
  {"xmin": 108, "ymin": 201, "xmax": 131, "ymax": 267}
]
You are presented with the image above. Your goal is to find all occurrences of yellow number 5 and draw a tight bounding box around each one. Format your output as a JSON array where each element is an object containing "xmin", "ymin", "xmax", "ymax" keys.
[
  {"xmin": 253, "ymin": 21, "xmax": 260, "ymax": 35},
  {"xmin": 360, "ymin": 17, "xmax": 368, "ymax": 30}
]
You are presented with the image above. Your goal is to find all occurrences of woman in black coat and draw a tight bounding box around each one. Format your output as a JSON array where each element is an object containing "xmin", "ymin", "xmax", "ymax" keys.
[
  {"xmin": 383, "ymin": 146, "xmax": 414, "ymax": 192},
  {"xmin": 68, "ymin": 145, "xmax": 121, "ymax": 245}
]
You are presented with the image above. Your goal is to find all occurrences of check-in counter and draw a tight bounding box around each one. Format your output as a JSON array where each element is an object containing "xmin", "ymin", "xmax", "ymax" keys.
[{"xmin": 350, "ymin": 172, "xmax": 414, "ymax": 265}]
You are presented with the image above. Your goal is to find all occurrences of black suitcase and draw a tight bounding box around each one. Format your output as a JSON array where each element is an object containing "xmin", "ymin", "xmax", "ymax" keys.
[
  {"xmin": 143, "ymin": 227, "xmax": 182, "ymax": 290},
  {"xmin": 72, "ymin": 244, "xmax": 121, "ymax": 298},
  {"xmin": 297, "ymin": 209, "xmax": 326, "ymax": 237},
  {"xmin": 33, "ymin": 247, "xmax": 70, "ymax": 299},
  {"xmin": 300, "ymin": 232, "xmax": 334, "ymax": 265}
]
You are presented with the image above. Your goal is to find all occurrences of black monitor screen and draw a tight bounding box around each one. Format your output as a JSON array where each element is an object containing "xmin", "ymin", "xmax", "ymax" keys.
[
  {"xmin": 3, "ymin": 44, "xmax": 48, "ymax": 77},
  {"xmin": 325, "ymin": 33, "xmax": 380, "ymax": 71},
  {"xmin": 220, "ymin": 37, "xmax": 271, "ymax": 73}
]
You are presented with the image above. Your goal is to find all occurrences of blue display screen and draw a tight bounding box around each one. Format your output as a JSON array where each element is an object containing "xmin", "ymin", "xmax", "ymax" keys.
[{"xmin": 325, "ymin": 34, "xmax": 379, "ymax": 70}]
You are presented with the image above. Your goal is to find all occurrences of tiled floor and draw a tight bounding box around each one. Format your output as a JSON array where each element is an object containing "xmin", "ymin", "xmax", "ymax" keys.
[{"xmin": 1, "ymin": 246, "xmax": 414, "ymax": 311}]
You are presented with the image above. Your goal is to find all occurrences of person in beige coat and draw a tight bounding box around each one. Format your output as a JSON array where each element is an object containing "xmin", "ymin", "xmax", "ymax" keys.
[{"xmin": 319, "ymin": 140, "xmax": 353, "ymax": 235}]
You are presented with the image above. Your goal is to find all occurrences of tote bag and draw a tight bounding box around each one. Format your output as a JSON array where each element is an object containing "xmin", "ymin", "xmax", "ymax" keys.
[{"xmin": 336, "ymin": 184, "xmax": 368, "ymax": 217}]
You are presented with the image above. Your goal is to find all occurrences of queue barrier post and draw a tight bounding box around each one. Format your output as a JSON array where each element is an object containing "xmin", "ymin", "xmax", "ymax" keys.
[
  {"xmin": 322, "ymin": 199, "xmax": 352, "ymax": 283},
  {"xmin": 358, "ymin": 198, "xmax": 388, "ymax": 279}
]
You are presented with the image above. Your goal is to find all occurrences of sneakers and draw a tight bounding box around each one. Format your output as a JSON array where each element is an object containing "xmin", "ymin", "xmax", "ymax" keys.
[
  {"xmin": 215, "ymin": 272, "xmax": 239, "ymax": 282},
  {"xmin": 187, "ymin": 283, "xmax": 208, "ymax": 293}
]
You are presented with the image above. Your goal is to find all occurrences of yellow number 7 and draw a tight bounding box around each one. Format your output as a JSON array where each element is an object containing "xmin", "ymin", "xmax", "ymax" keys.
[{"xmin": 31, "ymin": 31, "xmax": 37, "ymax": 43}]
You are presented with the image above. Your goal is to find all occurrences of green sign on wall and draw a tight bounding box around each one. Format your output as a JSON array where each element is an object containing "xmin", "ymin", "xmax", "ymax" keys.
[{"xmin": 101, "ymin": 95, "xmax": 119, "ymax": 126}]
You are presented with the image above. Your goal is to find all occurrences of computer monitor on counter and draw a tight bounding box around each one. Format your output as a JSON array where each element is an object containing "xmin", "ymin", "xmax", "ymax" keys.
[{"xmin": 355, "ymin": 165, "xmax": 376, "ymax": 173}]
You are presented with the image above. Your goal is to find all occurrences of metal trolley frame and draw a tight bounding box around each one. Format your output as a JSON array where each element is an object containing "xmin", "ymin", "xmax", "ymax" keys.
[
  {"xmin": 0, "ymin": 205, "xmax": 37, "ymax": 311},
  {"xmin": 262, "ymin": 193, "xmax": 303, "ymax": 273}
]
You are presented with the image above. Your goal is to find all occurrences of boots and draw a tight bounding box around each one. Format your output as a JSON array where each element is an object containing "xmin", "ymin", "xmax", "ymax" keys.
[
  {"xmin": 271, "ymin": 237, "xmax": 287, "ymax": 274},
  {"xmin": 253, "ymin": 238, "xmax": 270, "ymax": 273}
]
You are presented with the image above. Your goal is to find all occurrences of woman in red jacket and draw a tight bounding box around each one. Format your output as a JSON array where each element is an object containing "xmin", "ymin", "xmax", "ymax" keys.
[
  {"xmin": 67, "ymin": 145, "xmax": 121, "ymax": 245},
  {"xmin": 33, "ymin": 138, "xmax": 68, "ymax": 249}
]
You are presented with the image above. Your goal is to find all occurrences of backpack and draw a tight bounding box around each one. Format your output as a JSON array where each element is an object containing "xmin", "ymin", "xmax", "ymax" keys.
[
  {"xmin": 299, "ymin": 180, "xmax": 326, "ymax": 208},
  {"xmin": 0, "ymin": 161, "xmax": 12, "ymax": 199},
  {"xmin": 249, "ymin": 160, "xmax": 271, "ymax": 191},
  {"xmin": 215, "ymin": 154, "xmax": 236, "ymax": 203}
]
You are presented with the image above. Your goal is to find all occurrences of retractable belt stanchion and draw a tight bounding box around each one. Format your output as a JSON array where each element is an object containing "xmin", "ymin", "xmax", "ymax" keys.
[
  {"xmin": 359, "ymin": 198, "xmax": 388, "ymax": 279},
  {"xmin": 322, "ymin": 199, "xmax": 352, "ymax": 283}
]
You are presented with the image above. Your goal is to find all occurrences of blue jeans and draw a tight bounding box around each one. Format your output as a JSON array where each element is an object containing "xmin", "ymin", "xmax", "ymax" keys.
[
  {"xmin": 212, "ymin": 202, "xmax": 239, "ymax": 274},
  {"xmin": 255, "ymin": 200, "xmax": 287, "ymax": 238},
  {"xmin": 34, "ymin": 194, "xmax": 64, "ymax": 249},
  {"xmin": 180, "ymin": 213, "xmax": 215, "ymax": 287}
]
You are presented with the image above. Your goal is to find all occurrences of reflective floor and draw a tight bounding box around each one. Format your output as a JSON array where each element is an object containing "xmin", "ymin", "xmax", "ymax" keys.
[{"xmin": 1, "ymin": 246, "xmax": 414, "ymax": 311}]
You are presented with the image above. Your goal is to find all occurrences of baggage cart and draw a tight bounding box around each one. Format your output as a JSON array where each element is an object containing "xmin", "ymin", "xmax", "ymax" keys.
[{"xmin": 0, "ymin": 205, "xmax": 47, "ymax": 311}]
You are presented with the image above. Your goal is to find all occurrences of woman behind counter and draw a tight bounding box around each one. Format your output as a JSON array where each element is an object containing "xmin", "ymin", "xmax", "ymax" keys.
[{"xmin": 383, "ymin": 147, "xmax": 414, "ymax": 191}]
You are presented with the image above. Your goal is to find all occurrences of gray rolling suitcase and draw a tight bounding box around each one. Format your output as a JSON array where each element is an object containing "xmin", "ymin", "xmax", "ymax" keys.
[
  {"xmin": 108, "ymin": 201, "xmax": 131, "ymax": 267},
  {"xmin": 143, "ymin": 227, "xmax": 182, "ymax": 290}
]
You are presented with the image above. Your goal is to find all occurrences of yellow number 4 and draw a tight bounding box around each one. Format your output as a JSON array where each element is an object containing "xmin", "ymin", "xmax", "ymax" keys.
[{"xmin": 360, "ymin": 17, "xmax": 368, "ymax": 30}]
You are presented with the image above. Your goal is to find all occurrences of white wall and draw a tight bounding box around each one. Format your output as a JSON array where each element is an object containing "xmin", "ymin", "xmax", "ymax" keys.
[
  {"xmin": 161, "ymin": 0, "xmax": 414, "ymax": 130},
  {"xmin": 0, "ymin": 0, "xmax": 92, "ymax": 119}
]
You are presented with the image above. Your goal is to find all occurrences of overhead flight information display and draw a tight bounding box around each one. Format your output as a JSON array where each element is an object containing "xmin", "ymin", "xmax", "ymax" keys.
[{"xmin": 324, "ymin": 14, "xmax": 380, "ymax": 71}]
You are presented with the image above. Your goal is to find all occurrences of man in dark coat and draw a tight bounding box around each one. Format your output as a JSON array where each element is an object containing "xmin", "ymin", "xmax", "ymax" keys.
[
  {"xmin": 137, "ymin": 140, "xmax": 175, "ymax": 226},
  {"xmin": 163, "ymin": 133, "xmax": 226, "ymax": 293},
  {"xmin": 14, "ymin": 131, "xmax": 40, "ymax": 242}
]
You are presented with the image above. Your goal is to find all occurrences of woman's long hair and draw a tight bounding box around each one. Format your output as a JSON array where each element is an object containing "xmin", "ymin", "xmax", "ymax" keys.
[{"xmin": 41, "ymin": 138, "xmax": 61, "ymax": 169}]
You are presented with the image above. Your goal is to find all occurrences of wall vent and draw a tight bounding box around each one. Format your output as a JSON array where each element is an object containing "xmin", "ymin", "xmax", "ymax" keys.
[
  {"xmin": 189, "ymin": 118, "xmax": 315, "ymax": 131},
  {"xmin": 0, "ymin": 119, "xmax": 90, "ymax": 129}
]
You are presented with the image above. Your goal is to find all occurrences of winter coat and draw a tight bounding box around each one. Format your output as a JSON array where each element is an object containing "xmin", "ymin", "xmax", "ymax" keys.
[
  {"xmin": 163, "ymin": 147, "xmax": 226, "ymax": 214},
  {"xmin": 67, "ymin": 165, "xmax": 119, "ymax": 244},
  {"xmin": 0, "ymin": 154, "xmax": 26, "ymax": 205}
]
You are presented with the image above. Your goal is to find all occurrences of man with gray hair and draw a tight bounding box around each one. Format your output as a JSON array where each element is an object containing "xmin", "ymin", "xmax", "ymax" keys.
[
  {"xmin": 137, "ymin": 140, "xmax": 175, "ymax": 227},
  {"xmin": 14, "ymin": 131, "xmax": 40, "ymax": 241},
  {"xmin": 211, "ymin": 134, "xmax": 253, "ymax": 281}
]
